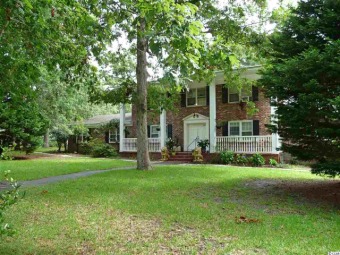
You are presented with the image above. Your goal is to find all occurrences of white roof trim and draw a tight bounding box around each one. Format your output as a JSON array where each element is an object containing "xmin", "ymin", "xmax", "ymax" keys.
[{"xmin": 182, "ymin": 113, "xmax": 209, "ymax": 121}]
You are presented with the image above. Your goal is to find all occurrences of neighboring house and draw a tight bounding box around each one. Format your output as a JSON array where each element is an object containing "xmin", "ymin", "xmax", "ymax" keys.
[
  {"xmin": 83, "ymin": 113, "xmax": 132, "ymax": 143},
  {"xmin": 68, "ymin": 113, "xmax": 132, "ymax": 152},
  {"xmin": 118, "ymin": 66, "xmax": 281, "ymax": 158}
]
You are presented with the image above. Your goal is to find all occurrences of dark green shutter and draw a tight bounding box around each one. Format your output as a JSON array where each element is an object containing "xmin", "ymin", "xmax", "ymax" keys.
[
  {"xmin": 105, "ymin": 131, "xmax": 109, "ymax": 143},
  {"xmin": 252, "ymin": 86, "xmax": 259, "ymax": 101},
  {"xmin": 222, "ymin": 122, "xmax": 228, "ymax": 136},
  {"xmin": 206, "ymin": 85, "xmax": 210, "ymax": 106},
  {"xmin": 147, "ymin": 125, "xmax": 151, "ymax": 138},
  {"xmin": 253, "ymin": 120, "xmax": 260, "ymax": 135},
  {"xmin": 222, "ymin": 85, "xmax": 228, "ymax": 103},
  {"xmin": 167, "ymin": 124, "xmax": 173, "ymax": 139},
  {"xmin": 180, "ymin": 91, "xmax": 186, "ymax": 107}
]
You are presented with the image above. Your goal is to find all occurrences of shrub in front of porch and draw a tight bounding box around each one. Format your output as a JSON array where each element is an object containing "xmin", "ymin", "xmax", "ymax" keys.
[
  {"xmin": 249, "ymin": 153, "xmax": 265, "ymax": 167},
  {"xmin": 79, "ymin": 139, "xmax": 117, "ymax": 158},
  {"xmin": 219, "ymin": 151, "xmax": 266, "ymax": 167},
  {"xmin": 269, "ymin": 158, "xmax": 278, "ymax": 167},
  {"xmin": 234, "ymin": 154, "xmax": 249, "ymax": 166},
  {"xmin": 92, "ymin": 144, "xmax": 118, "ymax": 158},
  {"xmin": 220, "ymin": 151, "xmax": 234, "ymax": 164}
]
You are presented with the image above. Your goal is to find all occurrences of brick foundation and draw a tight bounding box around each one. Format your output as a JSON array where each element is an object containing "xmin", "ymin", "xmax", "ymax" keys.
[
  {"xmin": 119, "ymin": 151, "xmax": 280, "ymax": 165},
  {"xmin": 202, "ymin": 152, "xmax": 281, "ymax": 164},
  {"xmin": 119, "ymin": 152, "xmax": 162, "ymax": 161}
]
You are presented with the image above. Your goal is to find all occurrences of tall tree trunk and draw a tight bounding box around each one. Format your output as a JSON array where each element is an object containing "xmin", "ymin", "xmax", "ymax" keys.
[
  {"xmin": 43, "ymin": 129, "xmax": 49, "ymax": 148},
  {"xmin": 136, "ymin": 17, "xmax": 152, "ymax": 170},
  {"xmin": 64, "ymin": 139, "xmax": 68, "ymax": 152}
]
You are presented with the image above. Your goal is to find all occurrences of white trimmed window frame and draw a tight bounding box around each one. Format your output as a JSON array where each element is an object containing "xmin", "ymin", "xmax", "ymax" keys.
[
  {"xmin": 109, "ymin": 129, "xmax": 120, "ymax": 143},
  {"xmin": 229, "ymin": 120, "xmax": 253, "ymax": 136},
  {"xmin": 150, "ymin": 125, "xmax": 160, "ymax": 138},
  {"xmin": 187, "ymin": 87, "xmax": 206, "ymax": 107},
  {"xmin": 228, "ymin": 87, "xmax": 252, "ymax": 103}
]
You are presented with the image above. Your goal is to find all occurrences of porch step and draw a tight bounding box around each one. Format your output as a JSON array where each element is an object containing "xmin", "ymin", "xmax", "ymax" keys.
[
  {"xmin": 168, "ymin": 152, "xmax": 193, "ymax": 162},
  {"xmin": 168, "ymin": 159, "xmax": 192, "ymax": 162},
  {"xmin": 171, "ymin": 154, "xmax": 192, "ymax": 158},
  {"xmin": 172, "ymin": 152, "xmax": 192, "ymax": 155}
]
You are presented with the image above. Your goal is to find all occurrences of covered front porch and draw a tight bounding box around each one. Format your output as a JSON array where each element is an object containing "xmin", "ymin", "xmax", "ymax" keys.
[
  {"xmin": 119, "ymin": 134, "xmax": 280, "ymax": 154},
  {"xmin": 215, "ymin": 134, "xmax": 280, "ymax": 153}
]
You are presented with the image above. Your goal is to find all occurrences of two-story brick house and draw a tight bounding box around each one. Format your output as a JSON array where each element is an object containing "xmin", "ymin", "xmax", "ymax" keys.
[{"xmin": 118, "ymin": 66, "xmax": 281, "ymax": 158}]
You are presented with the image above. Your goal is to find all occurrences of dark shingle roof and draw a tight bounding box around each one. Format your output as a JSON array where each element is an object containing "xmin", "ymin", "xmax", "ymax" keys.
[{"xmin": 83, "ymin": 113, "xmax": 132, "ymax": 128}]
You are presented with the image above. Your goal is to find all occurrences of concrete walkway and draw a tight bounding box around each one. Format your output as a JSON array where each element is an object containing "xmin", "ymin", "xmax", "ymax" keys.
[
  {"xmin": 22, "ymin": 166, "xmax": 135, "ymax": 187},
  {"xmin": 19, "ymin": 162, "xmax": 186, "ymax": 188},
  {"xmin": 0, "ymin": 160, "xmax": 189, "ymax": 191},
  {"xmin": 0, "ymin": 166, "xmax": 135, "ymax": 191}
]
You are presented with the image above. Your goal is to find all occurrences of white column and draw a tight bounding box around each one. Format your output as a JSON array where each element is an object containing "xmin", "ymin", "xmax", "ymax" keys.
[
  {"xmin": 160, "ymin": 109, "xmax": 166, "ymax": 149},
  {"xmin": 271, "ymin": 104, "xmax": 281, "ymax": 153},
  {"xmin": 277, "ymin": 134, "xmax": 282, "ymax": 151},
  {"xmin": 209, "ymin": 80, "xmax": 216, "ymax": 153},
  {"xmin": 272, "ymin": 133, "xmax": 278, "ymax": 153},
  {"xmin": 119, "ymin": 104, "xmax": 125, "ymax": 152}
]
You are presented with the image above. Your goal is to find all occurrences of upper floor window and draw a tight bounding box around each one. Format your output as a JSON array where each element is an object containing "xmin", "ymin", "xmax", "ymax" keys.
[
  {"xmin": 109, "ymin": 129, "xmax": 120, "ymax": 143},
  {"xmin": 228, "ymin": 87, "xmax": 252, "ymax": 103},
  {"xmin": 187, "ymin": 87, "xmax": 206, "ymax": 106},
  {"xmin": 229, "ymin": 121, "xmax": 253, "ymax": 136}
]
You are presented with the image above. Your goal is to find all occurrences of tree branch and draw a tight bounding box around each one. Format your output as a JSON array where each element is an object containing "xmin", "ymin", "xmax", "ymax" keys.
[{"xmin": 0, "ymin": 21, "xmax": 9, "ymax": 39}]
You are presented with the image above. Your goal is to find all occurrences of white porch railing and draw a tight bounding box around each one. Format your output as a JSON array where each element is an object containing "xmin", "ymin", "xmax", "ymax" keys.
[
  {"xmin": 122, "ymin": 138, "xmax": 161, "ymax": 152},
  {"xmin": 216, "ymin": 135, "xmax": 274, "ymax": 153}
]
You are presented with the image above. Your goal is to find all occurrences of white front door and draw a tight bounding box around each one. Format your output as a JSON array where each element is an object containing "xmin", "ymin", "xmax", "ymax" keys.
[{"xmin": 187, "ymin": 123, "xmax": 208, "ymax": 151}]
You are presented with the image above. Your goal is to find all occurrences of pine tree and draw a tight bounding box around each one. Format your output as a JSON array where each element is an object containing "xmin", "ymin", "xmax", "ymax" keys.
[{"xmin": 260, "ymin": 0, "xmax": 340, "ymax": 177}]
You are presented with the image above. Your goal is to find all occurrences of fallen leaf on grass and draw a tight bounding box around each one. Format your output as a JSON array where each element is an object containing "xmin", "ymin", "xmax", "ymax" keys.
[
  {"xmin": 235, "ymin": 216, "xmax": 261, "ymax": 224},
  {"xmin": 41, "ymin": 190, "xmax": 48, "ymax": 195},
  {"xmin": 199, "ymin": 203, "xmax": 209, "ymax": 208}
]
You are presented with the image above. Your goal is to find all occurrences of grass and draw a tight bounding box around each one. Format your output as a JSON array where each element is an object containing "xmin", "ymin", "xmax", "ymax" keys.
[
  {"xmin": 0, "ymin": 157, "xmax": 135, "ymax": 181},
  {"xmin": 35, "ymin": 146, "xmax": 60, "ymax": 153},
  {"xmin": 0, "ymin": 163, "xmax": 339, "ymax": 254},
  {"xmin": 3, "ymin": 147, "xmax": 60, "ymax": 158}
]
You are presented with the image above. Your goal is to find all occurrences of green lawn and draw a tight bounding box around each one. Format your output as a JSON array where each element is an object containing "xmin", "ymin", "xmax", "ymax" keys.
[
  {"xmin": 0, "ymin": 163, "xmax": 338, "ymax": 254},
  {"xmin": 0, "ymin": 157, "xmax": 136, "ymax": 181},
  {"xmin": 35, "ymin": 146, "xmax": 60, "ymax": 153}
]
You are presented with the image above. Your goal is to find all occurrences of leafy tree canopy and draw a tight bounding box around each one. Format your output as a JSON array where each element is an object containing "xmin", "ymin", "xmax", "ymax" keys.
[
  {"xmin": 91, "ymin": 0, "xmax": 270, "ymax": 169},
  {"xmin": 0, "ymin": 0, "xmax": 113, "ymax": 148}
]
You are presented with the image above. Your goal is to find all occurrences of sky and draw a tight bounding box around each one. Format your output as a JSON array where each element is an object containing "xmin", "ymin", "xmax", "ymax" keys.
[
  {"xmin": 218, "ymin": 0, "xmax": 299, "ymax": 32},
  {"xmin": 95, "ymin": 0, "xmax": 299, "ymax": 81}
]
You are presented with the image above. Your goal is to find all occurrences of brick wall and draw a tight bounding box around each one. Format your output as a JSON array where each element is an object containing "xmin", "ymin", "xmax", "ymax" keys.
[
  {"xmin": 166, "ymin": 102, "xmax": 210, "ymax": 150},
  {"xmin": 215, "ymin": 85, "xmax": 271, "ymax": 136},
  {"xmin": 130, "ymin": 84, "xmax": 271, "ymax": 150}
]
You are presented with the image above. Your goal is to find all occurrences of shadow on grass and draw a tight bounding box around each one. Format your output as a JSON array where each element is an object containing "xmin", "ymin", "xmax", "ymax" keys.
[
  {"xmin": 190, "ymin": 178, "xmax": 340, "ymax": 212},
  {"xmin": 46, "ymin": 167, "xmax": 340, "ymax": 215}
]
